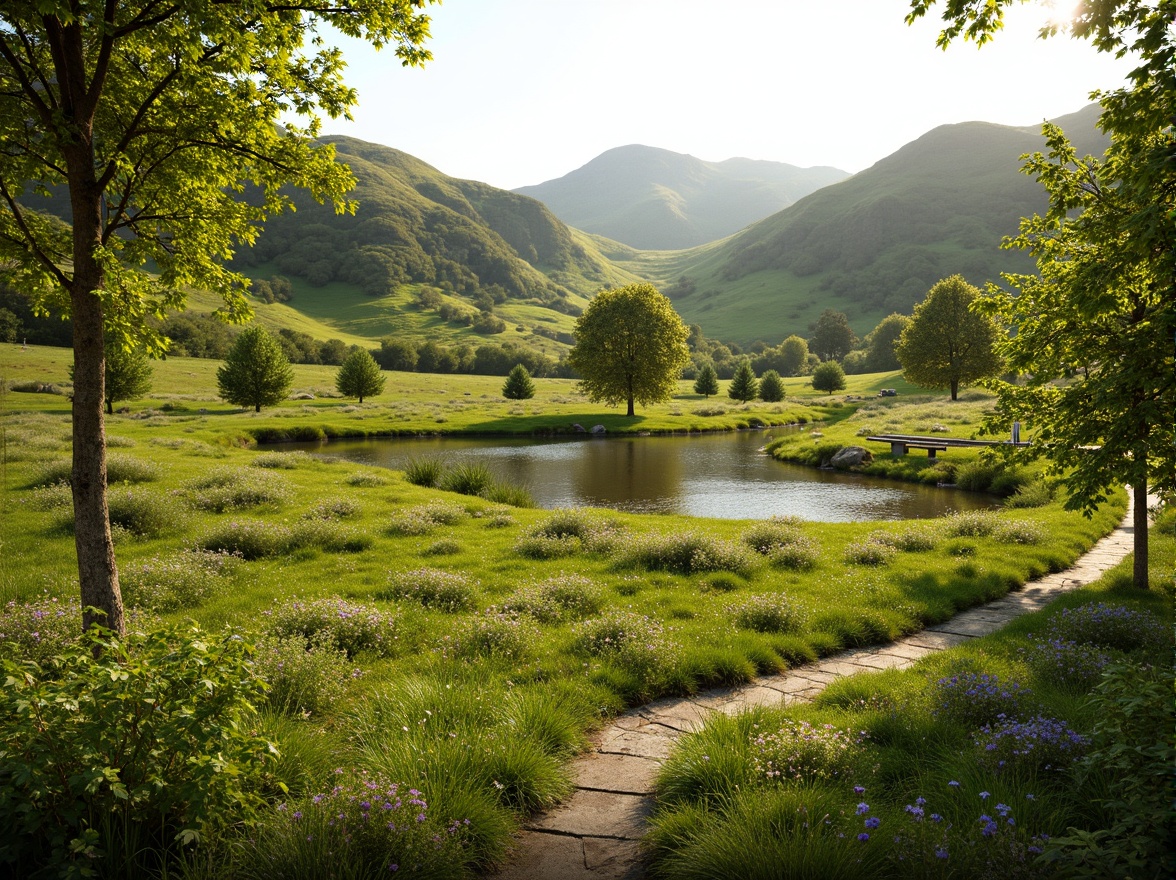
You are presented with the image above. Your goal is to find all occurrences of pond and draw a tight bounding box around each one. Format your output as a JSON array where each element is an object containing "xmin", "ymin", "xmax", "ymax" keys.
[{"xmin": 285, "ymin": 430, "xmax": 997, "ymax": 522}]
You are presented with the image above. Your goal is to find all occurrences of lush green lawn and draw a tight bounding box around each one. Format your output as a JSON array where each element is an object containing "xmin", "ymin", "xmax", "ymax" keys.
[{"xmin": 0, "ymin": 341, "xmax": 1143, "ymax": 877}]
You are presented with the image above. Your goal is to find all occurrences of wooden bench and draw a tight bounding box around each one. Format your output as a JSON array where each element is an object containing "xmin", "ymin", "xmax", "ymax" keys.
[{"xmin": 872, "ymin": 438, "xmax": 950, "ymax": 458}]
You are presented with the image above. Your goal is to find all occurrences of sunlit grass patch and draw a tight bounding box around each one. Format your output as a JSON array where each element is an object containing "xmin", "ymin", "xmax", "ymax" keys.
[
  {"xmin": 379, "ymin": 567, "xmax": 478, "ymax": 613},
  {"xmin": 182, "ymin": 466, "xmax": 293, "ymax": 512}
]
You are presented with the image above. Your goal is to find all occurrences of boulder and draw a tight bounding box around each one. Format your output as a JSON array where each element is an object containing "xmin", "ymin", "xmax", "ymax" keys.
[
  {"xmin": 830, "ymin": 446, "xmax": 872, "ymax": 469},
  {"xmin": 572, "ymin": 423, "xmax": 586, "ymax": 433},
  {"xmin": 591, "ymin": 424, "xmax": 607, "ymax": 435}
]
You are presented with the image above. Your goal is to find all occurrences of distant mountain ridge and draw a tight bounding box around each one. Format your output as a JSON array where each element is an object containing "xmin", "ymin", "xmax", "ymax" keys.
[
  {"xmin": 615, "ymin": 104, "xmax": 1110, "ymax": 345},
  {"xmin": 513, "ymin": 145, "xmax": 849, "ymax": 250}
]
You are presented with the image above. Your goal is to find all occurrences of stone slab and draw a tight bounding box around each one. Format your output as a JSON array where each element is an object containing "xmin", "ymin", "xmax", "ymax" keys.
[
  {"xmin": 527, "ymin": 789, "xmax": 653, "ymax": 839},
  {"xmin": 572, "ymin": 752, "xmax": 660, "ymax": 794},
  {"xmin": 583, "ymin": 838, "xmax": 646, "ymax": 876},
  {"xmin": 596, "ymin": 727, "xmax": 676, "ymax": 760}
]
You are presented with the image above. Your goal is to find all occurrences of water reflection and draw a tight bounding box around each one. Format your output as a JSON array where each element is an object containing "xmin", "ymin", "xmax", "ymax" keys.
[{"xmin": 281, "ymin": 431, "xmax": 996, "ymax": 522}]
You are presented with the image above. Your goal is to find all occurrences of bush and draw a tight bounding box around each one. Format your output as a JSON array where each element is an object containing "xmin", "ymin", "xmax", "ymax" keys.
[
  {"xmin": 236, "ymin": 771, "xmax": 473, "ymax": 878},
  {"xmin": 0, "ymin": 624, "xmax": 273, "ymax": 877},
  {"xmin": 749, "ymin": 719, "xmax": 867, "ymax": 783},
  {"xmin": 251, "ymin": 450, "xmax": 314, "ymax": 469},
  {"xmin": 262, "ymin": 596, "xmax": 399, "ymax": 658},
  {"xmin": 930, "ymin": 672, "xmax": 1031, "ymax": 729},
  {"xmin": 742, "ymin": 517, "xmax": 804, "ymax": 555},
  {"xmin": 514, "ymin": 533, "xmax": 582, "ymax": 559},
  {"xmin": 974, "ymin": 715, "xmax": 1089, "ymax": 774},
  {"xmin": 0, "ymin": 594, "xmax": 82, "ymax": 664},
  {"xmin": 252, "ymin": 634, "xmax": 356, "ymax": 717},
  {"xmin": 387, "ymin": 501, "xmax": 467, "ymax": 536},
  {"xmin": 31, "ymin": 453, "xmax": 161, "ymax": 488},
  {"xmin": 1021, "ymin": 636, "xmax": 1112, "ymax": 693},
  {"xmin": 726, "ymin": 594, "xmax": 802, "ymax": 634},
  {"xmin": 183, "ymin": 467, "xmax": 292, "ymax": 512},
  {"xmin": 345, "ymin": 471, "xmax": 388, "ymax": 487},
  {"xmin": 1043, "ymin": 603, "xmax": 1168, "ymax": 654},
  {"xmin": 843, "ymin": 540, "xmax": 897, "ymax": 566},
  {"xmin": 105, "ymin": 485, "xmax": 182, "ymax": 537},
  {"xmin": 379, "ymin": 567, "xmax": 478, "ymax": 613},
  {"xmin": 621, "ymin": 531, "xmax": 758, "ymax": 576},
  {"xmin": 500, "ymin": 574, "xmax": 603, "ymax": 623},
  {"xmin": 121, "ymin": 549, "xmax": 242, "ymax": 612},
  {"xmin": 811, "ymin": 360, "xmax": 846, "ymax": 393},
  {"xmin": 300, "ymin": 497, "xmax": 360, "ymax": 520},
  {"xmin": 1004, "ymin": 480, "xmax": 1054, "ymax": 509},
  {"xmin": 198, "ymin": 519, "xmax": 294, "ymax": 559},
  {"xmin": 526, "ymin": 508, "xmax": 626, "ymax": 553},
  {"xmin": 448, "ymin": 612, "xmax": 538, "ymax": 661},
  {"xmin": 403, "ymin": 455, "xmax": 446, "ymax": 487},
  {"xmin": 439, "ymin": 461, "xmax": 495, "ymax": 496},
  {"xmin": 868, "ymin": 525, "xmax": 940, "ymax": 552}
]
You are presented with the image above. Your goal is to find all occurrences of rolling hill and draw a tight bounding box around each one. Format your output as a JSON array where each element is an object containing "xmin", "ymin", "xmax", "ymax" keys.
[
  {"xmin": 513, "ymin": 145, "xmax": 849, "ymax": 250},
  {"xmin": 610, "ymin": 104, "xmax": 1109, "ymax": 344}
]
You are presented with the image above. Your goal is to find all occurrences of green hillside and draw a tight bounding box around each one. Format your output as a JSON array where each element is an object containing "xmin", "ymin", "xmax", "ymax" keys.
[
  {"xmin": 231, "ymin": 137, "xmax": 643, "ymax": 351},
  {"xmin": 612, "ymin": 105, "xmax": 1108, "ymax": 344},
  {"xmin": 514, "ymin": 144, "xmax": 849, "ymax": 250}
]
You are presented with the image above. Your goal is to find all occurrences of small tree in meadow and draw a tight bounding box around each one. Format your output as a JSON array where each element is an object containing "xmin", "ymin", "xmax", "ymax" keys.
[
  {"xmin": 502, "ymin": 363, "xmax": 536, "ymax": 400},
  {"xmin": 693, "ymin": 363, "xmax": 719, "ymax": 398},
  {"xmin": 217, "ymin": 326, "xmax": 294, "ymax": 413},
  {"xmin": 335, "ymin": 348, "xmax": 385, "ymax": 403},
  {"xmin": 811, "ymin": 360, "xmax": 846, "ymax": 393},
  {"xmin": 758, "ymin": 369, "xmax": 785, "ymax": 402},
  {"xmin": 70, "ymin": 337, "xmax": 153, "ymax": 414},
  {"xmin": 728, "ymin": 359, "xmax": 758, "ymax": 402}
]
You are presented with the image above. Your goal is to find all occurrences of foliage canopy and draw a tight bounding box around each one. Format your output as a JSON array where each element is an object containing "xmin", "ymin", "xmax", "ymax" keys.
[
  {"xmin": 335, "ymin": 348, "xmax": 386, "ymax": 403},
  {"xmin": 567, "ymin": 283, "xmax": 690, "ymax": 417},
  {"xmin": 217, "ymin": 326, "xmax": 295, "ymax": 412},
  {"xmin": 896, "ymin": 275, "xmax": 1003, "ymax": 400}
]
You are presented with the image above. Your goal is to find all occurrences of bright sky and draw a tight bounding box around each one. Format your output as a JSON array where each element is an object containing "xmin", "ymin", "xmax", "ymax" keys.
[{"xmin": 321, "ymin": 0, "xmax": 1131, "ymax": 190}]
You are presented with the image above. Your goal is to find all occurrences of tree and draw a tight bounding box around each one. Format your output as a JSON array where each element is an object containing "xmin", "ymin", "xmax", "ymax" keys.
[
  {"xmin": 758, "ymin": 369, "xmax": 785, "ymax": 403},
  {"xmin": 0, "ymin": 1, "xmax": 435, "ymax": 635},
  {"xmin": 809, "ymin": 309, "xmax": 857, "ymax": 362},
  {"xmin": 375, "ymin": 338, "xmax": 419, "ymax": 372},
  {"xmin": 502, "ymin": 363, "xmax": 536, "ymax": 400},
  {"xmin": 727, "ymin": 359, "xmax": 758, "ymax": 402},
  {"xmin": 862, "ymin": 313, "xmax": 911, "ymax": 373},
  {"xmin": 335, "ymin": 348, "xmax": 385, "ymax": 403},
  {"xmin": 909, "ymin": 0, "xmax": 1175, "ymax": 590},
  {"xmin": 567, "ymin": 283, "xmax": 690, "ymax": 417},
  {"xmin": 811, "ymin": 360, "xmax": 846, "ymax": 393},
  {"xmin": 693, "ymin": 363, "xmax": 719, "ymax": 398},
  {"xmin": 217, "ymin": 326, "xmax": 295, "ymax": 413},
  {"xmin": 779, "ymin": 335, "xmax": 811, "ymax": 376},
  {"xmin": 70, "ymin": 338, "xmax": 152, "ymax": 414},
  {"xmin": 895, "ymin": 276, "xmax": 1002, "ymax": 401}
]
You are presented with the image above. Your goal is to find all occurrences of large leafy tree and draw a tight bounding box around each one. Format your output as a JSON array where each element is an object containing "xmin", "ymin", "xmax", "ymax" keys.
[
  {"xmin": 862, "ymin": 312, "xmax": 911, "ymax": 373},
  {"xmin": 895, "ymin": 275, "xmax": 1003, "ymax": 400},
  {"xmin": 0, "ymin": 1, "xmax": 434, "ymax": 633},
  {"xmin": 908, "ymin": 0, "xmax": 1175, "ymax": 587},
  {"xmin": 808, "ymin": 309, "xmax": 856, "ymax": 362},
  {"xmin": 217, "ymin": 326, "xmax": 294, "ymax": 412},
  {"xmin": 568, "ymin": 283, "xmax": 689, "ymax": 417}
]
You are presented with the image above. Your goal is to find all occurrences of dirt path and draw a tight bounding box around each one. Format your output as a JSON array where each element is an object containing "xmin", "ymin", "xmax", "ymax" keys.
[{"xmin": 489, "ymin": 501, "xmax": 1139, "ymax": 879}]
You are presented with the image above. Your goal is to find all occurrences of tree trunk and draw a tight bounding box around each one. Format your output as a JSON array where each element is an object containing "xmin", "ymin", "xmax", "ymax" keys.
[
  {"xmin": 950, "ymin": 379, "xmax": 959, "ymax": 401},
  {"xmin": 65, "ymin": 145, "xmax": 125, "ymax": 637},
  {"xmin": 1133, "ymin": 480, "xmax": 1149, "ymax": 588},
  {"xmin": 627, "ymin": 397, "xmax": 634, "ymax": 417}
]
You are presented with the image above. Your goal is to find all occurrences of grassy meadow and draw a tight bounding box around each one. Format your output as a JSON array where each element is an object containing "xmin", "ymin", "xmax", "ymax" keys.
[{"xmin": 1, "ymin": 340, "xmax": 1164, "ymax": 878}]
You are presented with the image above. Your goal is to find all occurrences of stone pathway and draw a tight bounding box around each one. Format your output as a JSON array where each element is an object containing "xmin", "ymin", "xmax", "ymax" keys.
[{"xmin": 489, "ymin": 501, "xmax": 1140, "ymax": 880}]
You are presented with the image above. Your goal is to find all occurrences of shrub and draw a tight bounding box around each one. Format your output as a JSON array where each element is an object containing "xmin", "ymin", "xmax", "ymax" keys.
[
  {"xmin": 251, "ymin": 450, "xmax": 314, "ymax": 469},
  {"xmin": 954, "ymin": 459, "xmax": 1004, "ymax": 493},
  {"xmin": 263, "ymin": 597, "xmax": 399, "ymax": 658},
  {"xmin": 931, "ymin": 672, "xmax": 1030, "ymax": 729},
  {"xmin": 402, "ymin": 455, "xmax": 445, "ymax": 487},
  {"xmin": 1021, "ymin": 636, "xmax": 1112, "ymax": 693},
  {"xmin": 843, "ymin": 540, "xmax": 897, "ymax": 566},
  {"xmin": 742, "ymin": 517, "xmax": 804, "ymax": 555},
  {"xmin": 387, "ymin": 500, "xmax": 466, "ymax": 536},
  {"xmin": 345, "ymin": 471, "xmax": 388, "ymax": 487},
  {"xmin": 105, "ymin": 485, "xmax": 182, "ymax": 537},
  {"xmin": 448, "ymin": 612, "xmax": 538, "ymax": 661},
  {"xmin": 0, "ymin": 624, "xmax": 273, "ymax": 877},
  {"xmin": 500, "ymin": 574, "xmax": 604, "ymax": 623},
  {"xmin": 288, "ymin": 518, "xmax": 372, "ymax": 553},
  {"xmin": 0, "ymin": 594, "xmax": 82, "ymax": 664},
  {"xmin": 1004, "ymin": 480, "xmax": 1054, "ymax": 509},
  {"xmin": 198, "ymin": 519, "xmax": 294, "ymax": 559},
  {"xmin": 379, "ymin": 567, "xmax": 478, "ymax": 613},
  {"xmin": 572, "ymin": 610, "xmax": 665, "ymax": 658},
  {"xmin": 183, "ymin": 467, "xmax": 292, "ymax": 512},
  {"xmin": 439, "ymin": 461, "xmax": 495, "ymax": 496},
  {"xmin": 868, "ymin": 526, "xmax": 940, "ymax": 552},
  {"xmin": 621, "ymin": 531, "xmax": 757, "ymax": 576},
  {"xmin": 252, "ymin": 634, "xmax": 356, "ymax": 717},
  {"xmin": 422, "ymin": 539, "xmax": 461, "ymax": 556},
  {"xmin": 749, "ymin": 720, "xmax": 866, "ymax": 783},
  {"xmin": 974, "ymin": 715, "xmax": 1089, "ymax": 774},
  {"xmin": 526, "ymin": 508, "xmax": 625, "ymax": 553},
  {"xmin": 942, "ymin": 510, "xmax": 1001, "ymax": 538},
  {"xmin": 514, "ymin": 533, "xmax": 583, "ymax": 559},
  {"xmin": 121, "ymin": 549, "xmax": 242, "ymax": 612},
  {"xmin": 300, "ymin": 497, "xmax": 360, "ymax": 520},
  {"xmin": 726, "ymin": 594, "xmax": 802, "ymax": 634},
  {"xmin": 1043, "ymin": 603, "xmax": 1168, "ymax": 654},
  {"xmin": 27, "ymin": 481, "xmax": 72, "ymax": 511},
  {"xmin": 236, "ymin": 771, "xmax": 472, "ymax": 878},
  {"xmin": 31, "ymin": 453, "xmax": 160, "ymax": 488},
  {"xmin": 766, "ymin": 538, "xmax": 820, "ymax": 571}
]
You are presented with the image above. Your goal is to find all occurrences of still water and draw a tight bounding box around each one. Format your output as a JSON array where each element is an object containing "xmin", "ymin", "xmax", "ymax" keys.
[{"xmin": 287, "ymin": 430, "xmax": 995, "ymax": 523}]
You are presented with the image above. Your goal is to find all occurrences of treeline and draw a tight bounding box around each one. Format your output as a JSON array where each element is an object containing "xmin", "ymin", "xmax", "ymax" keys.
[{"xmin": 371, "ymin": 336, "xmax": 567, "ymax": 378}]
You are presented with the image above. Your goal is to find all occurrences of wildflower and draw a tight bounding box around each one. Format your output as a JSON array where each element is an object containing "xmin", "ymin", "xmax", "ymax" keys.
[
  {"xmin": 935, "ymin": 848, "xmax": 949, "ymax": 859},
  {"xmin": 979, "ymin": 791, "xmax": 990, "ymax": 800},
  {"xmin": 864, "ymin": 817, "xmax": 881, "ymax": 829},
  {"xmin": 853, "ymin": 785, "xmax": 866, "ymax": 794},
  {"xmin": 857, "ymin": 833, "xmax": 870, "ymax": 842},
  {"xmin": 856, "ymin": 802, "xmax": 870, "ymax": 815},
  {"xmin": 948, "ymin": 780, "xmax": 960, "ymax": 788}
]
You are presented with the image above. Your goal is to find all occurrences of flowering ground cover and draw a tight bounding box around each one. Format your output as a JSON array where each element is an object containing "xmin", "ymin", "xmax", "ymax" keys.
[{"xmin": 0, "ymin": 345, "xmax": 1149, "ymax": 877}]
